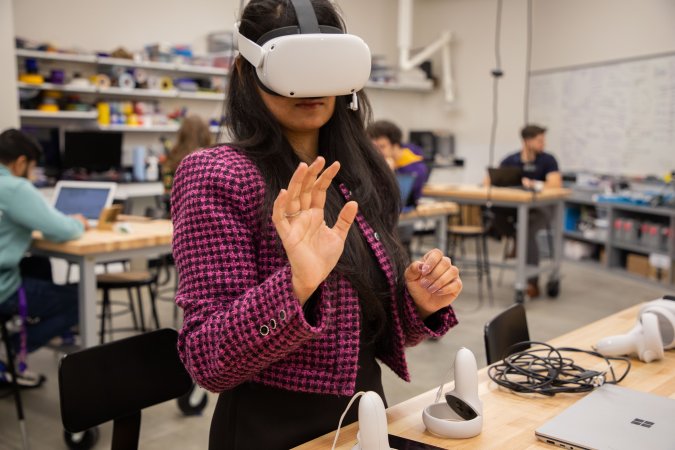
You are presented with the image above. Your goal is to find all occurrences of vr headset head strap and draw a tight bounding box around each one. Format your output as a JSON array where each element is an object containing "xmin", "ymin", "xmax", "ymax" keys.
[{"xmin": 289, "ymin": 0, "xmax": 320, "ymax": 34}]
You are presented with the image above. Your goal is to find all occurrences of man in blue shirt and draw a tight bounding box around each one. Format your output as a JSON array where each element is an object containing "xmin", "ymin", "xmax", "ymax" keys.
[
  {"xmin": 0, "ymin": 129, "xmax": 87, "ymax": 387},
  {"xmin": 494, "ymin": 125, "xmax": 561, "ymax": 299}
]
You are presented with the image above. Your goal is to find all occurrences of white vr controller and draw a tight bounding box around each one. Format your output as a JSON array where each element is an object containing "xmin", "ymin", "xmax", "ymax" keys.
[
  {"xmin": 351, "ymin": 348, "xmax": 482, "ymax": 450},
  {"xmin": 422, "ymin": 347, "xmax": 483, "ymax": 439},
  {"xmin": 595, "ymin": 296, "xmax": 675, "ymax": 363}
]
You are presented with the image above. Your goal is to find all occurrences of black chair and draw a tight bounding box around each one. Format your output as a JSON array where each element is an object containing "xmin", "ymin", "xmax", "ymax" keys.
[
  {"xmin": 59, "ymin": 328, "xmax": 193, "ymax": 450},
  {"xmin": 484, "ymin": 303, "xmax": 531, "ymax": 365},
  {"xmin": 0, "ymin": 314, "xmax": 29, "ymax": 450}
]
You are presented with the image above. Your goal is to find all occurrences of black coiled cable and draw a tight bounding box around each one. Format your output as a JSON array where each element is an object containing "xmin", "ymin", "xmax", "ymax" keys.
[{"xmin": 487, "ymin": 341, "xmax": 631, "ymax": 396}]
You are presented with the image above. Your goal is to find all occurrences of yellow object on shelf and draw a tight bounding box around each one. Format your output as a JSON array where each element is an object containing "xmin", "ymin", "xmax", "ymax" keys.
[
  {"xmin": 19, "ymin": 73, "xmax": 45, "ymax": 84},
  {"xmin": 160, "ymin": 76, "xmax": 174, "ymax": 90},
  {"xmin": 37, "ymin": 104, "xmax": 59, "ymax": 112},
  {"xmin": 97, "ymin": 102, "xmax": 110, "ymax": 125}
]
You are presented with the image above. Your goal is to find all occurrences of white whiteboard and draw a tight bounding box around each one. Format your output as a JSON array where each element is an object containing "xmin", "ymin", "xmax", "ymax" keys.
[{"xmin": 528, "ymin": 53, "xmax": 675, "ymax": 176}]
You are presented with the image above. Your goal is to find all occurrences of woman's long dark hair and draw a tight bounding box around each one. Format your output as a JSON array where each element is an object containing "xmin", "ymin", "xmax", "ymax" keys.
[{"xmin": 225, "ymin": 0, "xmax": 409, "ymax": 342}]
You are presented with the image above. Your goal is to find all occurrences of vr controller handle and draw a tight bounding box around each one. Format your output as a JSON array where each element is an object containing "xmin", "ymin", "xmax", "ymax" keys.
[
  {"xmin": 595, "ymin": 323, "xmax": 640, "ymax": 356},
  {"xmin": 352, "ymin": 391, "xmax": 391, "ymax": 450}
]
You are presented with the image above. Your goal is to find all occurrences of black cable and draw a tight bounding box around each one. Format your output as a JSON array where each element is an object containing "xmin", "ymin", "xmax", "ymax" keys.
[
  {"xmin": 523, "ymin": 0, "xmax": 533, "ymax": 124},
  {"xmin": 487, "ymin": 341, "xmax": 632, "ymax": 397},
  {"xmin": 488, "ymin": 0, "xmax": 504, "ymax": 175},
  {"xmin": 484, "ymin": 0, "xmax": 504, "ymax": 227}
]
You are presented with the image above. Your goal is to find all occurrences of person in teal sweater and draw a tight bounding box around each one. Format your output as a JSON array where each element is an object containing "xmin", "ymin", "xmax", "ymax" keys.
[{"xmin": 0, "ymin": 129, "xmax": 87, "ymax": 387}]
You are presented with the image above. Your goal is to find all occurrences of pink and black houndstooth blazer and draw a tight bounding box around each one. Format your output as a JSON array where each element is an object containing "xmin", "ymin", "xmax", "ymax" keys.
[{"xmin": 171, "ymin": 145, "xmax": 458, "ymax": 395}]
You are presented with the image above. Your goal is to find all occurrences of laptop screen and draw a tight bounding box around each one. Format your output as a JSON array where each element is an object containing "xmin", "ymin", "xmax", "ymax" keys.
[
  {"xmin": 396, "ymin": 173, "xmax": 417, "ymax": 210},
  {"xmin": 488, "ymin": 167, "xmax": 523, "ymax": 187},
  {"xmin": 53, "ymin": 185, "xmax": 115, "ymax": 220}
]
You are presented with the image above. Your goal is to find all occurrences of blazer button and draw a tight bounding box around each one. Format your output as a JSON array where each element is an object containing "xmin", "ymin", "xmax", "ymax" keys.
[
  {"xmin": 374, "ymin": 232, "xmax": 381, "ymax": 241},
  {"xmin": 259, "ymin": 325, "xmax": 270, "ymax": 336},
  {"xmin": 279, "ymin": 310, "xmax": 287, "ymax": 321},
  {"xmin": 270, "ymin": 319, "xmax": 277, "ymax": 330}
]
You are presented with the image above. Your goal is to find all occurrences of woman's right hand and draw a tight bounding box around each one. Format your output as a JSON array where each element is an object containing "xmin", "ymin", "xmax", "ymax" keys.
[{"xmin": 272, "ymin": 157, "xmax": 358, "ymax": 303}]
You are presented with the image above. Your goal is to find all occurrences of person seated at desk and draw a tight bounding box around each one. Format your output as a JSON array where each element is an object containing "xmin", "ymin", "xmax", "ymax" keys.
[
  {"xmin": 171, "ymin": 1, "xmax": 462, "ymax": 448},
  {"xmin": 488, "ymin": 124, "xmax": 561, "ymax": 299},
  {"xmin": 367, "ymin": 120, "xmax": 429, "ymax": 208},
  {"xmin": 0, "ymin": 129, "xmax": 88, "ymax": 387}
]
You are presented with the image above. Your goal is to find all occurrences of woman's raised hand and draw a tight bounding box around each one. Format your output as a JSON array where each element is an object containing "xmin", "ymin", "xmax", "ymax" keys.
[{"xmin": 272, "ymin": 157, "xmax": 358, "ymax": 303}]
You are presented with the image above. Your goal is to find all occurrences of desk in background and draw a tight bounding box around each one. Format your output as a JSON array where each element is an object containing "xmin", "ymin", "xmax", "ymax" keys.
[
  {"xmin": 399, "ymin": 201, "xmax": 459, "ymax": 253},
  {"xmin": 423, "ymin": 185, "xmax": 571, "ymax": 303},
  {"xmin": 31, "ymin": 219, "xmax": 172, "ymax": 348},
  {"xmin": 297, "ymin": 303, "xmax": 675, "ymax": 449}
]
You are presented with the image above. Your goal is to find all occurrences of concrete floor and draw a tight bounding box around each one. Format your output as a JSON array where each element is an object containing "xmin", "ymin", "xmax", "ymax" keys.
[{"xmin": 0, "ymin": 249, "xmax": 669, "ymax": 449}]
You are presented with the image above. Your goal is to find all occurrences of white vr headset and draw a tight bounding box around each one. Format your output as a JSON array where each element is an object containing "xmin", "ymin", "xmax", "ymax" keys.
[{"xmin": 234, "ymin": 0, "xmax": 371, "ymax": 104}]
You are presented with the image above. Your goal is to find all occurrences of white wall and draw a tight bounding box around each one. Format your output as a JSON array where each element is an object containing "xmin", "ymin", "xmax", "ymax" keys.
[
  {"xmin": 0, "ymin": 0, "xmax": 19, "ymax": 130},
  {"xmin": 13, "ymin": 0, "xmax": 236, "ymax": 55},
  {"xmin": 11, "ymin": 0, "xmax": 675, "ymax": 179},
  {"xmin": 531, "ymin": 0, "xmax": 675, "ymax": 71}
]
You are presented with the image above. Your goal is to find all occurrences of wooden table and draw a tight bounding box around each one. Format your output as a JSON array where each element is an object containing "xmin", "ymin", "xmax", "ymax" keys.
[
  {"xmin": 399, "ymin": 201, "xmax": 459, "ymax": 252},
  {"xmin": 296, "ymin": 303, "xmax": 675, "ymax": 449},
  {"xmin": 423, "ymin": 185, "xmax": 571, "ymax": 303},
  {"xmin": 31, "ymin": 219, "xmax": 173, "ymax": 347}
]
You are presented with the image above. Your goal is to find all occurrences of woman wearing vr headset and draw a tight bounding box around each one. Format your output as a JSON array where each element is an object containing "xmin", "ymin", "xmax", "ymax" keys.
[{"xmin": 171, "ymin": 0, "xmax": 462, "ymax": 448}]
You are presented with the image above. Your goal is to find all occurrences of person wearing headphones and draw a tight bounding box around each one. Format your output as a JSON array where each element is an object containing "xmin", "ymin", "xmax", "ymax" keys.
[
  {"xmin": 171, "ymin": 1, "xmax": 462, "ymax": 448},
  {"xmin": 0, "ymin": 129, "xmax": 87, "ymax": 388}
]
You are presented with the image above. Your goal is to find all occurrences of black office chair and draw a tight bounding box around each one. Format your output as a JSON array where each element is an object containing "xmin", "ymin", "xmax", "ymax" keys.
[
  {"xmin": 0, "ymin": 314, "xmax": 29, "ymax": 450},
  {"xmin": 58, "ymin": 328, "xmax": 193, "ymax": 450},
  {"xmin": 484, "ymin": 303, "xmax": 531, "ymax": 365}
]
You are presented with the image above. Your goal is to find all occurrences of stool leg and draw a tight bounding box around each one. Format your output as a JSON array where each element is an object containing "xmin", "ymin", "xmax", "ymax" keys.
[
  {"xmin": 1, "ymin": 321, "xmax": 30, "ymax": 450},
  {"xmin": 127, "ymin": 288, "xmax": 139, "ymax": 330},
  {"xmin": 148, "ymin": 284, "xmax": 161, "ymax": 330},
  {"xmin": 474, "ymin": 237, "xmax": 483, "ymax": 303},
  {"xmin": 482, "ymin": 234, "xmax": 494, "ymax": 305},
  {"xmin": 135, "ymin": 287, "xmax": 146, "ymax": 332},
  {"xmin": 100, "ymin": 289, "xmax": 109, "ymax": 344}
]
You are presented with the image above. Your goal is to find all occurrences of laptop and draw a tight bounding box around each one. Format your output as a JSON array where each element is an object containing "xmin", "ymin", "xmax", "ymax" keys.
[
  {"xmin": 396, "ymin": 173, "xmax": 417, "ymax": 212},
  {"xmin": 535, "ymin": 384, "xmax": 675, "ymax": 450},
  {"xmin": 52, "ymin": 181, "xmax": 117, "ymax": 225},
  {"xmin": 488, "ymin": 166, "xmax": 523, "ymax": 187}
]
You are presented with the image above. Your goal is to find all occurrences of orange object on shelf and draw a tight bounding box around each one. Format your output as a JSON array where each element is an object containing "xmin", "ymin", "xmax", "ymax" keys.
[
  {"xmin": 19, "ymin": 73, "xmax": 44, "ymax": 84},
  {"xmin": 37, "ymin": 104, "xmax": 59, "ymax": 112}
]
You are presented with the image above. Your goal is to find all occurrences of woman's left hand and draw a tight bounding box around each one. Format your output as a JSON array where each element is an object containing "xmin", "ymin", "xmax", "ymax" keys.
[{"xmin": 405, "ymin": 249, "xmax": 462, "ymax": 320}]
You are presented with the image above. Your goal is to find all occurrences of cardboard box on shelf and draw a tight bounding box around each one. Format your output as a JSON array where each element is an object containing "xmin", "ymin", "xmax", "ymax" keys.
[{"xmin": 626, "ymin": 253, "xmax": 650, "ymax": 277}]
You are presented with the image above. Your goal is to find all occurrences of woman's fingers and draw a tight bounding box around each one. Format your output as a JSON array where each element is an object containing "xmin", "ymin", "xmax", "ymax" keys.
[
  {"xmin": 332, "ymin": 201, "xmax": 358, "ymax": 241},
  {"xmin": 300, "ymin": 157, "xmax": 326, "ymax": 210},
  {"xmin": 422, "ymin": 259, "xmax": 459, "ymax": 294},
  {"xmin": 311, "ymin": 161, "xmax": 341, "ymax": 210},
  {"xmin": 286, "ymin": 162, "xmax": 309, "ymax": 215},
  {"xmin": 272, "ymin": 189, "xmax": 293, "ymax": 236}
]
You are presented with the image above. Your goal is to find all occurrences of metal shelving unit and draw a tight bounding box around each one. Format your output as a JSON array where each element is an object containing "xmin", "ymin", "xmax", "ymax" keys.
[{"xmin": 564, "ymin": 194, "xmax": 675, "ymax": 287}]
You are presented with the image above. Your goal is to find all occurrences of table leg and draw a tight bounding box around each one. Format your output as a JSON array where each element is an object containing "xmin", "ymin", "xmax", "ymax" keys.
[
  {"xmin": 552, "ymin": 201, "xmax": 564, "ymax": 279},
  {"xmin": 515, "ymin": 204, "xmax": 529, "ymax": 302},
  {"xmin": 437, "ymin": 215, "xmax": 448, "ymax": 253},
  {"xmin": 77, "ymin": 256, "xmax": 98, "ymax": 348}
]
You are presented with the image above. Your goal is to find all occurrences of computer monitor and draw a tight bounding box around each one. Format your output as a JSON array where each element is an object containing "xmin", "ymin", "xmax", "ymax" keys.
[
  {"xmin": 20, "ymin": 126, "xmax": 61, "ymax": 177},
  {"xmin": 63, "ymin": 131, "xmax": 123, "ymax": 173}
]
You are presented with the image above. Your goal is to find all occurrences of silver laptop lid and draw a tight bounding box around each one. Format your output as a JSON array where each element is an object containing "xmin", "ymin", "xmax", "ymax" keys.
[
  {"xmin": 52, "ymin": 181, "xmax": 117, "ymax": 222},
  {"xmin": 535, "ymin": 384, "xmax": 675, "ymax": 450}
]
